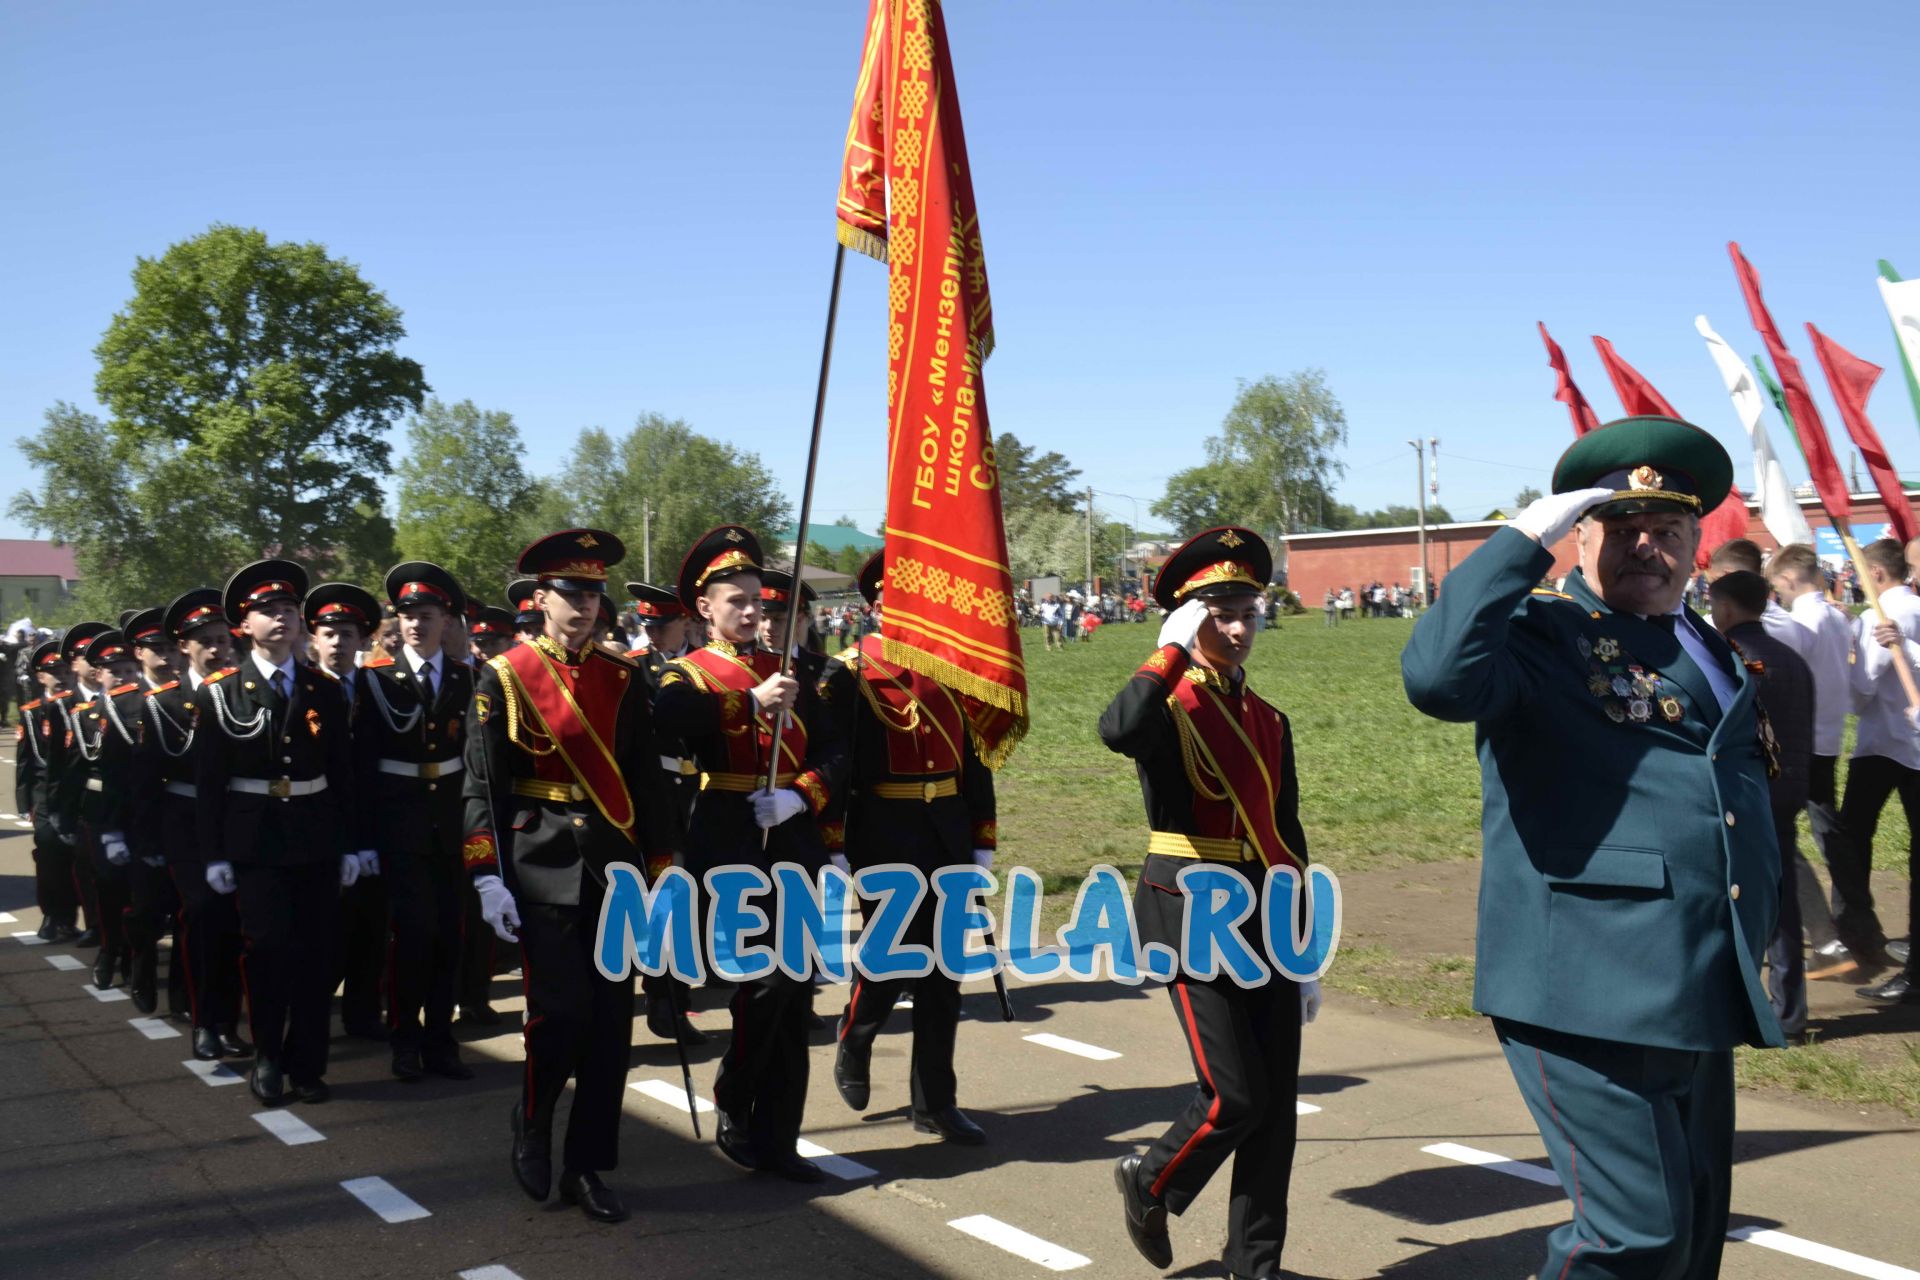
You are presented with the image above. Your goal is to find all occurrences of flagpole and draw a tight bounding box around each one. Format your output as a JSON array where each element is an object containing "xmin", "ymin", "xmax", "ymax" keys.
[
  {"xmin": 764, "ymin": 243, "xmax": 848, "ymax": 839},
  {"xmin": 1834, "ymin": 521, "xmax": 1920, "ymax": 712}
]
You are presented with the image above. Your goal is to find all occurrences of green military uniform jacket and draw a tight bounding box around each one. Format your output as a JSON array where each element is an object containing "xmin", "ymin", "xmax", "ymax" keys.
[{"xmin": 1402, "ymin": 527, "xmax": 1783, "ymax": 1051}]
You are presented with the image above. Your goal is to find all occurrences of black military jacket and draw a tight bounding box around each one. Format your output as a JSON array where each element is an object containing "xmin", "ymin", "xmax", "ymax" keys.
[
  {"xmin": 129, "ymin": 678, "xmax": 201, "ymax": 865},
  {"xmin": 350, "ymin": 651, "xmax": 472, "ymax": 860}
]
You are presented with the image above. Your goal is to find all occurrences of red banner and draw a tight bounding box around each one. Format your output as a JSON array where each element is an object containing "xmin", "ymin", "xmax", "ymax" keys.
[
  {"xmin": 1538, "ymin": 322, "xmax": 1600, "ymax": 437},
  {"xmin": 1808, "ymin": 324, "xmax": 1919, "ymax": 545},
  {"xmin": 1592, "ymin": 335, "xmax": 1682, "ymax": 418},
  {"xmin": 837, "ymin": 0, "xmax": 1026, "ymax": 765},
  {"xmin": 1731, "ymin": 242, "xmax": 1851, "ymax": 520}
]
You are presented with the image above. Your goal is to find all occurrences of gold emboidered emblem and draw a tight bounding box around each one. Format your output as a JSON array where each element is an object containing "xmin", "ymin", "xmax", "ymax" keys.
[
  {"xmin": 1217, "ymin": 528, "xmax": 1245, "ymax": 549},
  {"xmin": 1629, "ymin": 464, "xmax": 1662, "ymax": 490},
  {"xmin": 576, "ymin": 532, "xmax": 599, "ymax": 549}
]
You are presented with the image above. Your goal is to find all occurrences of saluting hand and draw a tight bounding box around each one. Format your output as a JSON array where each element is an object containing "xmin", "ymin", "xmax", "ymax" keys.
[
  {"xmin": 1156, "ymin": 597, "xmax": 1210, "ymax": 654},
  {"xmin": 1513, "ymin": 487, "xmax": 1615, "ymax": 547}
]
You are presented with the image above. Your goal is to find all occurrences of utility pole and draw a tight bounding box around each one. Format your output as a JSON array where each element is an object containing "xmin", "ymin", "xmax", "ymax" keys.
[
  {"xmin": 1085, "ymin": 485, "xmax": 1095, "ymax": 595},
  {"xmin": 1410, "ymin": 439, "xmax": 1429, "ymax": 602},
  {"xmin": 642, "ymin": 497, "xmax": 653, "ymax": 581}
]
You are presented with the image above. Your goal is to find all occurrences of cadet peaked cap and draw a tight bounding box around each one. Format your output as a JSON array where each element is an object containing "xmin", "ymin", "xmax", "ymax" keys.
[
  {"xmin": 856, "ymin": 549, "xmax": 884, "ymax": 605},
  {"xmin": 306, "ymin": 583, "xmax": 381, "ymax": 633},
  {"xmin": 120, "ymin": 607, "xmax": 167, "ymax": 649},
  {"xmin": 386, "ymin": 561, "xmax": 467, "ymax": 616},
  {"xmin": 59, "ymin": 621, "xmax": 110, "ymax": 665},
  {"xmin": 758, "ymin": 569, "xmax": 817, "ymax": 609},
  {"xmin": 1153, "ymin": 526, "xmax": 1272, "ymax": 611},
  {"xmin": 224, "ymin": 560, "xmax": 309, "ymax": 623},
  {"xmin": 1551, "ymin": 415, "xmax": 1733, "ymax": 519},
  {"xmin": 676, "ymin": 525, "xmax": 764, "ymax": 606},
  {"xmin": 624, "ymin": 581, "xmax": 687, "ymax": 620},
  {"xmin": 518, "ymin": 529, "xmax": 623, "ymax": 594},
  {"xmin": 164, "ymin": 588, "xmax": 226, "ymax": 642}
]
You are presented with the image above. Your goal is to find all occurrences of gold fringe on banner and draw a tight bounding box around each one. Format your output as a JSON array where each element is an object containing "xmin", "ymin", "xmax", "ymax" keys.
[
  {"xmin": 836, "ymin": 220, "xmax": 889, "ymax": 265},
  {"xmin": 882, "ymin": 635, "xmax": 1027, "ymax": 770}
]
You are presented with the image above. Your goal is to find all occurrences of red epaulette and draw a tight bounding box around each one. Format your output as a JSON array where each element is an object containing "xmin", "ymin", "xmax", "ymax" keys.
[
  {"xmin": 364, "ymin": 651, "xmax": 396, "ymax": 669},
  {"xmin": 19, "ymin": 697, "xmax": 41, "ymax": 712},
  {"xmin": 203, "ymin": 667, "xmax": 239, "ymax": 684},
  {"xmin": 146, "ymin": 680, "xmax": 180, "ymax": 696},
  {"xmin": 50, "ymin": 689, "xmax": 74, "ymax": 700},
  {"xmin": 110, "ymin": 682, "xmax": 140, "ymax": 696}
]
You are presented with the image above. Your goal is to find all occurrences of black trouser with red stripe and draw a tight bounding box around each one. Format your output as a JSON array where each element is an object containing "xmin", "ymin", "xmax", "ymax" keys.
[
  {"xmin": 337, "ymin": 874, "xmax": 388, "ymax": 1032},
  {"xmin": 173, "ymin": 865, "xmax": 244, "ymax": 1030},
  {"xmin": 82, "ymin": 823, "xmax": 132, "ymax": 973},
  {"xmin": 714, "ymin": 970, "xmax": 813, "ymax": 1158},
  {"xmin": 838, "ymin": 899, "xmax": 961, "ymax": 1113},
  {"xmin": 31, "ymin": 814, "xmax": 78, "ymax": 929},
  {"xmin": 519, "ymin": 899, "xmax": 635, "ymax": 1173},
  {"xmin": 1141, "ymin": 972, "xmax": 1301, "ymax": 1278},
  {"xmin": 386, "ymin": 849, "xmax": 462, "ymax": 1054},
  {"xmin": 235, "ymin": 859, "xmax": 340, "ymax": 1081},
  {"xmin": 126, "ymin": 854, "xmax": 187, "ymax": 1013}
]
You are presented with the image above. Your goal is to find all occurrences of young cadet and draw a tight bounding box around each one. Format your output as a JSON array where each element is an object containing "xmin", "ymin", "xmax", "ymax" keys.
[
  {"xmin": 469, "ymin": 605, "xmax": 516, "ymax": 664},
  {"xmin": 69, "ymin": 628, "xmax": 145, "ymax": 992},
  {"xmin": 119, "ymin": 606, "xmax": 190, "ymax": 1018},
  {"xmin": 17, "ymin": 640, "xmax": 81, "ymax": 941},
  {"xmin": 653, "ymin": 526, "xmax": 845, "ymax": 1183},
  {"xmin": 57, "ymin": 622, "xmax": 111, "ymax": 948},
  {"xmin": 194, "ymin": 561, "xmax": 362, "ymax": 1106},
  {"xmin": 306, "ymin": 583, "xmax": 387, "ymax": 1040},
  {"xmin": 507, "ymin": 578, "xmax": 544, "ymax": 647},
  {"xmin": 142, "ymin": 589, "xmax": 250, "ymax": 1061},
  {"xmin": 626, "ymin": 580, "xmax": 705, "ymax": 1046},
  {"xmin": 1100, "ymin": 527, "xmax": 1318, "ymax": 1280},
  {"xmin": 353, "ymin": 563, "xmax": 477, "ymax": 1082},
  {"xmin": 453, "ymin": 602, "xmax": 517, "ymax": 1025},
  {"xmin": 463, "ymin": 529, "xmax": 672, "ymax": 1224},
  {"xmin": 823, "ymin": 551, "xmax": 995, "ymax": 1145}
]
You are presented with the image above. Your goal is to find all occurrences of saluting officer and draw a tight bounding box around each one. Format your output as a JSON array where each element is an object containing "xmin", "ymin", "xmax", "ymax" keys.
[
  {"xmin": 354, "ymin": 563, "xmax": 477, "ymax": 1083},
  {"xmin": 824, "ymin": 552, "xmax": 996, "ymax": 1145},
  {"xmin": 17, "ymin": 641, "xmax": 81, "ymax": 941},
  {"xmin": 119, "ymin": 606, "xmax": 190, "ymax": 1018},
  {"xmin": 464, "ymin": 529, "xmax": 672, "ymax": 1224},
  {"xmin": 653, "ymin": 526, "xmax": 845, "ymax": 1183},
  {"xmin": 626, "ymin": 580, "xmax": 705, "ymax": 1046},
  {"xmin": 140, "ymin": 589, "xmax": 250, "ymax": 1061},
  {"xmin": 1101, "ymin": 527, "xmax": 1319, "ymax": 1280},
  {"xmin": 194, "ymin": 561, "xmax": 362, "ymax": 1106}
]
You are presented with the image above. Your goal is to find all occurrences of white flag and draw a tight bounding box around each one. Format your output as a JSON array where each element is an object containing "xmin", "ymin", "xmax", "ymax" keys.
[
  {"xmin": 1694, "ymin": 315, "xmax": 1814, "ymax": 547},
  {"xmin": 1878, "ymin": 276, "xmax": 1920, "ymax": 398}
]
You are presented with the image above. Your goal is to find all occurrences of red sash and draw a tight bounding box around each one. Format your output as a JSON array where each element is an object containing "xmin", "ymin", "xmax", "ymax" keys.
[
  {"xmin": 497, "ymin": 642, "xmax": 634, "ymax": 839},
  {"xmin": 1169, "ymin": 674, "xmax": 1300, "ymax": 871},
  {"xmin": 678, "ymin": 644, "xmax": 811, "ymax": 774},
  {"xmin": 854, "ymin": 636, "xmax": 966, "ymax": 774}
]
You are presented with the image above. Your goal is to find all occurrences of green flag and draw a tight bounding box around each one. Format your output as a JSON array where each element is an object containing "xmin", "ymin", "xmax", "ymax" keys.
[
  {"xmin": 1752, "ymin": 355, "xmax": 1809, "ymax": 468},
  {"xmin": 1877, "ymin": 259, "xmax": 1920, "ymax": 431}
]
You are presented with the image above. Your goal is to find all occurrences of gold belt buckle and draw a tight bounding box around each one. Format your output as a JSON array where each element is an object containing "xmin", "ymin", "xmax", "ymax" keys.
[
  {"xmin": 922, "ymin": 780, "xmax": 938, "ymax": 803},
  {"xmin": 680, "ymin": 759, "xmax": 698, "ymax": 776},
  {"xmin": 419, "ymin": 760, "xmax": 440, "ymax": 780},
  {"xmin": 269, "ymin": 778, "xmax": 292, "ymax": 799}
]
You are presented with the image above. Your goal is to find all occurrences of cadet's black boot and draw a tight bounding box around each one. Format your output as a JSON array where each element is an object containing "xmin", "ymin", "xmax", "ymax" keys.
[
  {"xmin": 216, "ymin": 1024, "xmax": 253, "ymax": 1057},
  {"xmin": 250, "ymin": 1057, "xmax": 286, "ymax": 1106},
  {"xmin": 1114, "ymin": 1154, "xmax": 1172, "ymax": 1269},
  {"xmin": 192, "ymin": 1027, "xmax": 222, "ymax": 1061},
  {"xmin": 130, "ymin": 948, "xmax": 159, "ymax": 1014},
  {"xmin": 510, "ymin": 1100, "xmax": 553, "ymax": 1202},
  {"xmin": 833, "ymin": 1022, "xmax": 871, "ymax": 1111},
  {"xmin": 559, "ymin": 1169, "xmax": 629, "ymax": 1223}
]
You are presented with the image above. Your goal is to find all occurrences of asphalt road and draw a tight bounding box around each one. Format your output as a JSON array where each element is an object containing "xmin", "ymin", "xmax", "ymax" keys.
[{"xmin": 1, "ymin": 743, "xmax": 1915, "ymax": 1280}]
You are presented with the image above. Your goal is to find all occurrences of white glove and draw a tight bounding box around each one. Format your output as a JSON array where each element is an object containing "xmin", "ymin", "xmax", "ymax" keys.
[
  {"xmin": 971, "ymin": 847, "xmax": 994, "ymax": 868},
  {"xmin": 355, "ymin": 849, "xmax": 381, "ymax": 877},
  {"xmin": 1513, "ymin": 487, "xmax": 1614, "ymax": 546},
  {"xmin": 750, "ymin": 787, "xmax": 808, "ymax": 830},
  {"xmin": 1156, "ymin": 597, "xmax": 1209, "ymax": 653},
  {"xmin": 1299, "ymin": 978, "xmax": 1322, "ymax": 1025},
  {"xmin": 206, "ymin": 861, "xmax": 237, "ymax": 895},
  {"xmin": 339, "ymin": 853, "xmax": 361, "ymax": 888},
  {"xmin": 141, "ymin": 855, "xmax": 165, "ymax": 868},
  {"xmin": 829, "ymin": 853, "xmax": 850, "ymax": 875},
  {"xmin": 476, "ymin": 874, "xmax": 520, "ymax": 943},
  {"xmin": 102, "ymin": 832, "xmax": 131, "ymax": 866}
]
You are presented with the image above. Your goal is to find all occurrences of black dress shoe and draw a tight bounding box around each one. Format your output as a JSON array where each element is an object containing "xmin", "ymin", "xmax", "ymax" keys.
[
  {"xmin": 510, "ymin": 1101, "xmax": 553, "ymax": 1202},
  {"xmin": 559, "ymin": 1168, "xmax": 630, "ymax": 1223},
  {"xmin": 74, "ymin": 928, "xmax": 99, "ymax": 948},
  {"xmin": 646, "ymin": 1004, "xmax": 709, "ymax": 1046},
  {"xmin": 833, "ymin": 1032, "xmax": 871, "ymax": 1111},
  {"xmin": 1858, "ymin": 973, "xmax": 1919, "ymax": 1004},
  {"xmin": 423, "ymin": 1049, "xmax": 475, "ymax": 1080},
  {"xmin": 912, "ymin": 1105, "xmax": 986, "ymax": 1145},
  {"xmin": 391, "ymin": 1048, "xmax": 426, "ymax": 1082},
  {"xmin": 715, "ymin": 1107, "xmax": 759, "ymax": 1170},
  {"xmin": 250, "ymin": 1058, "xmax": 286, "ymax": 1106},
  {"xmin": 289, "ymin": 1078, "xmax": 330, "ymax": 1104},
  {"xmin": 50, "ymin": 923, "xmax": 80, "ymax": 943},
  {"xmin": 130, "ymin": 958, "xmax": 159, "ymax": 1014},
  {"xmin": 1114, "ymin": 1154, "xmax": 1172, "ymax": 1269},
  {"xmin": 760, "ymin": 1151, "xmax": 826, "ymax": 1183},
  {"xmin": 35, "ymin": 918, "xmax": 53, "ymax": 941},
  {"xmin": 217, "ymin": 1026, "xmax": 253, "ymax": 1057},
  {"xmin": 457, "ymin": 1005, "xmax": 503, "ymax": 1028},
  {"xmin": 1890, "ymin": 940, "xmax": 1912, "ymax": 966},
  {"xmin": 93, "ymin": 953, "xmax": 117, "ymax": 990},
  {"xmin": 193, "ymin": 1028, "xmax": 223, "ymax": 1061}
]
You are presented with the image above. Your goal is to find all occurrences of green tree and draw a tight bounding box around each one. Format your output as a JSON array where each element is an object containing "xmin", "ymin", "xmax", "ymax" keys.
[
  {"xmin": 394, "ymin": 399, "xmax": 546, "ymax": 599},
  {"xmin": 1515, "ymin": 485, "xmax": 1543, "ymax": 507},
  {"xmin": 1151, "ymin": 371, "xmax": 1348, "ymax": 539},
  {"xmin": 993, "ymin": 432, "xmax": 1082, "ymax": 515}
]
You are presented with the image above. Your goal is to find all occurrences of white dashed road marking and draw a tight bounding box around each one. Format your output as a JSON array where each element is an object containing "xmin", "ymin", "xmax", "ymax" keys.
[
  {"xmin": 341, "ymin": 1175, "xmax": 431, "ymax": 1223},
  {"xmin": 628, "ymin": 1077, "xmax": 714, "ymax": 1113},
  {"xmin": 794, "ymin": 1137, "xmax": 878, "ymax": 1181},
  {"xmin": 130, "ymin": 1016, "xmax": 182, "ymax": 1040},
  {"xmin": 0, "ymin": 910, "xmax": 17, "ymax": 922},
  {"xmin": 458, "ymin": 1268, "xmax": 526, "ymax": 1280},
  {"xmin": 84, "ymin": 983, "xmax": 130, "ymax": 1003},
  {"xmin": 947, "ymin": 1214, "xmax": 1090, "ymax": 1271},
  {"xmin": 253, "ymin": 1110, "xmax": 325, "ymax": 1146},
  {"xmin": 12, "ymin": 930, "xmax": 47, "ymax": 945},
  {"xmin": 1421, "ymin": 1141, "xmax": 1559, "ymax": 1184},
  {"xmin": 183, "ymin": 1059, "xmax": 246, "ymax": 1086},
  {"xmin": 1296, "ymin": 1100, "xmax": 1323, "ymax": 1115},
  {"xmin": 1022, "ymin": 1032, "xmax": 1121, "ymax": 1061},
  {"xmin": 44, "ymin": 953, "xmax": 84, "ymax": 971}
]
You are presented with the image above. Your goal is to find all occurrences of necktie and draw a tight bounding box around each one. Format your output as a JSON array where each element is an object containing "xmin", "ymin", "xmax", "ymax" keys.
[
  {"xmin": 419, "ymin": 663, "xmax": 435, "ymax": 708},
  {"xmin": 271, "ymin": 670, "xmax": 288, "ymax": 700},
  {"xmin": 1648, "ymin": 614, "xmax": 1677, "ymax": 633}
]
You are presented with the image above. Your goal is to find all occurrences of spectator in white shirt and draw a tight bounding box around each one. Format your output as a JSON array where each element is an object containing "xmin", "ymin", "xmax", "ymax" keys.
[{"xmin": 1704, "ymin": 539, "xmax": 1810, "ymax": 658}]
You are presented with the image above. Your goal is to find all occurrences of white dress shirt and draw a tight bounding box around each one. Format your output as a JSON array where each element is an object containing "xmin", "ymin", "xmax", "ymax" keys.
[
  {"xmin": 404, "ymin": 646, "xmax": 442, "ymax": 699},
  {"xmin": 250, "ymin": 648, "xmax": 298, "ymax": 693},
  {"xmin": 1851, "ymin": 583, "xmax": 1920, "ymax": 769},
  {"xmin": 1788, "ymin": 590, "xmax": 1853, "ymax": 757},
  {"xmin": 1674, "ymin": 607, "xmax": 1736, "ymax": 713}
]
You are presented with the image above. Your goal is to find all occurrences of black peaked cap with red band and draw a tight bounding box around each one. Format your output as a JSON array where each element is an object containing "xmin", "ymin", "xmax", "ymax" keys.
[
  {"xmin": 676, "ymin": 525, "xmax": 764, "ymax": 607},
  {"xmin": 518, "ymin": 529, "xmax": 623, "ymax": 595},
  {"xmin": 121, "ymin": 607, "xmax": 167, "ymax": 649},
  {"xmin": 469, "ymin": 604, "xmax": 515, "ymax": 638},
  {"xmin": 507, "ymin": 578, "xmax": 543, "ymax": 629},
  {"xmin": 624, "ymin": 581, "xmax": 688, "ymax": 621},
  {"xmin": 385, "ymin": 561, "xmax": 467, "ymax": 617},
  {"xmin": 758, "ymin": 569, "xmax": 817, "ymax": 609},
  {"xmin": 224, "ymin": 559, "xmax": 309, "ymax": 625},
  {"xmin": 1152, "ymin": 526, "xmax": 1273, "ymax": 611},
  {"xmin": 164, "ymin": 588, "xmax": 226, "ymax": 643},
  {"xmin": 306, "ymin": 583, "xmax": 381, "ymax": 634},
  {"xmin": 78, "ymin": 629, "xmax": 132, "ymax": 669},
  {"xmin": 59, "ymin": 621, "xmax": 109, "ymax": 665},
  {"xmin": 856, "ymin": 549, "xmax": 884, "ymax": 605},
  {"xmin": 31, "ymin": 639, "xmax": 64, "ymax": 671}
]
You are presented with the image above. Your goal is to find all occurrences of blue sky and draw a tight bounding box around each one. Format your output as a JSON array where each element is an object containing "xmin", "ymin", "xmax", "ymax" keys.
[{"xmin": 3, "ymin": 0, "xmax": 1915, "ymax": 543}]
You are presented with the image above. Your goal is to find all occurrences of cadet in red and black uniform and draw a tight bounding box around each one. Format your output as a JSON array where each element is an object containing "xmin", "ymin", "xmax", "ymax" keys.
[
  {"xmin": 17, "ymin": 641, "xmax": 81, "ymax": 941},
  {"xmin": 119, "ymin": 606, "xmax": 190, "ymax": 1018},
  {"xmin": 653, "ymin": 526, "xmax": 845, "ymax": 1183},
  {"xmin": 507, "ymin": 578, "xmax": 544, "ymax": 648},
  {"xmin": 194, "ymin": 561, "xmax": 362, "ymax": 1106},
  {"xmin": 823, "ymin": 552, "xmax": 995, "ymax": 1145},
  {"xmin": 67, "ymin": 626, "xmax": 144, "ymax": 991},
  {"xmin": 469, "ymin": 604, "xmax": 515, "ymax": 664},
  {"xmin": 1099, "ymin": 527, "xmax": 1318, "ymax": 1280},
  {"xmin": 627, "ymin": 580, "xmax": 705, "ymax": 1046},
  {"xmin": 56, "ymin": 622, "xmax": 111, "ymax": 949},
  {"xmin": 352, "ymin": 563, "xmax": 477, "ymax": 1083},
  {"xmin": 140, "ymin": 589, "xmax": 250, "ymax": 1061},
  {"xmin": 456, "ymin": 602, "xmax": 516, "ymax": 1025},
  {"xmin": 463, "ymin": 529, "xmax": 672, "ymax": 1224}
]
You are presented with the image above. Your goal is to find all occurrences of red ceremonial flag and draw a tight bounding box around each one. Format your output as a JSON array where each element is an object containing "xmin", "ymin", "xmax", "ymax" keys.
[
  {"xmin": 1538, "ymin": 322, "xmax": 1601, "ymax": 436},
  {"xmin": 1591, "ymin": 335, "xmax": 1683, "ymax": 419},
  {"xmin": 836, "ymin": 0, "xmax": 1025, "ymax": 764},
  {"xmin": 1591, "ymin": 334, "xmax": 1749, "ymax": 565},
  {"xmin": 1730, "ymin": 242, "xmax": 1851, "ymax": 520},
  {"xmin": 1808, "ymin": 324, "xmax": 1919, "ymax": 545}
]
